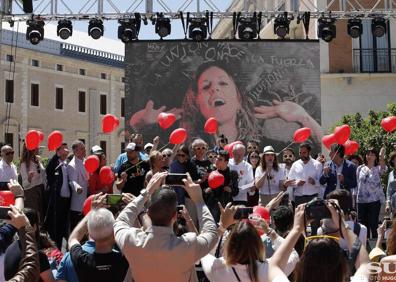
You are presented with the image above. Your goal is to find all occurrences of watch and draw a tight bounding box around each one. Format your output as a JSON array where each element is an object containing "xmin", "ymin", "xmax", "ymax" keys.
[{"xmin": 140, "ymin": 188, "xmax": 149, "ymax": 198}]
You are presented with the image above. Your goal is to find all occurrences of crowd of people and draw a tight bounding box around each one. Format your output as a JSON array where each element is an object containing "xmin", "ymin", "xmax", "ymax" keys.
[{"xmin": 0, "ymin": 133, "xmax": 396, "ymax": 282}]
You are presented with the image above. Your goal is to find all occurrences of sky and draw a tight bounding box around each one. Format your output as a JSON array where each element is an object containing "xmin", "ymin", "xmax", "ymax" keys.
[{"xmin": 5, "ymin": 0, "xmax": 233, "ymax": 55}]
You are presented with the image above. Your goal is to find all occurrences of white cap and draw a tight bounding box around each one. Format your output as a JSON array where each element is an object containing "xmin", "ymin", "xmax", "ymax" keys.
[
  {"xmin": 91, "ymin": 145, "xmax": 104, "ymax": 155},
  {"xmin": 263, "ymin": 146, "xmax": 275, "ymax": 154},
  {"xmin": 144, "ymin": 143, "xmax": 153, "ymax": 150},
  {"xmin": 125, "ymin": 142, "xmax": 137, "ymax": 151}
]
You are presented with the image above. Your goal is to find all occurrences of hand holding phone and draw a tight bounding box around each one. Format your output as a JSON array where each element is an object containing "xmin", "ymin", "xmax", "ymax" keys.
[
  {"xmin": 165, "ymin": 173, "xmax": 187, "ymax": 186},
  {"xmin": 107, "ymin": 194, "xmax": 123, "ymax": 206},
  {"xmin": 0, "ymin": 207, "xmax": 11, "ymax": 220},
  {"xmin": 234, "ymin": 207, "xmax": 253, "ymax": 220}
]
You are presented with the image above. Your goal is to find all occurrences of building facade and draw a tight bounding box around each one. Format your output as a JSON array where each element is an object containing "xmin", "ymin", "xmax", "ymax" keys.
[{"xmin": 0, "ymin": 29, "xmax": 126, "ymax": 163}]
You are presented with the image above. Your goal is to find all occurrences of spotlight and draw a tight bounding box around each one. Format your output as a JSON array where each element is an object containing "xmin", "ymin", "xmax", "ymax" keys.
[
  {"xmin": 188, "ymin": 17, "xmax": 208, "ymax": 41},
  {"xmin": 318, "ymin": 17, "xmax": 336, "ymax": 42},
  {"xmin": 26, "ymin": 19, "xmax": 44, "ymax": 45},
  {"xmin": 347, "ymin": 18, "xmax": 362, "ymax": 38},
  {"xmin": 88, "ymin": 19, "xmax": 104, "ymax": 40},
  {"xmin": 274, "ymin": 12, "xmax": 292, "ymax": 38},
  {"xmin": 155, "ymin": 14, "xmax": 171, "ymax": 39},
  {"xmin": 118, "ymin": 17, "xmax": 141, "ymax": 43},
  {"xmin": 237, "ymin": 14, "xmax": 258, "ymax": 40},
  {"xmin": 57, "ymin": 19, "xmax": 73, "ymax": 40},
  {"xmin": 372, "ymin": 17, "xmax": 386, "ymax": 37}
]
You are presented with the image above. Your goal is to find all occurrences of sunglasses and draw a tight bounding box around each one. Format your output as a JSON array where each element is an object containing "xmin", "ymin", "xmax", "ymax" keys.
[
  {"xmin": 5, "ymin": 151, "xmax": 14, "ymax": 156},
  {"xmin": 177, "ymin": 154, "xmax": 187, "ymax": 157},
  {"xmin": 283, "ymin": 154, "xmax": 294, "ymax": 159},
  {"xmin": 162, "ymin": 154, "xmax": 172, "ymax": 158},
  {"xmin": 248, "ymin": 146, "xmax": 258, "ymax": 150},
  {"xmin": 194, "ymin": 146, "xmax": 207, "ymax": 151},
  {"xmin": 304, "ymin": 235, "xmax": 340, "ymax": 248},
  {"xmin": 208, "ymin": 155, "xmax": 216, "ymax": 159}
]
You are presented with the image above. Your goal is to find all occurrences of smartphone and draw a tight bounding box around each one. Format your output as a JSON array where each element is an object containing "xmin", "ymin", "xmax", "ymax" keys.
[
  {"xmin": 106, "ymin": 194, "xmax": 123, "ymax": 206},
  {"xmin": 234, "ymin": 207, "xmax": 253, "ymax": 220},
  {"xmin": 165, "ymin": 174, "xmax": 187, "ymax": 186},
  {"xmin": 280, "ymin": 193, "xmax": 289, "ymax": 206},
  {"xmin": 177, "ymin": 205, "xmax": 184, "ymax": 213},
  {"xmin": 0, "ymin": 207, "xmax": 11, "ymax": 220}
]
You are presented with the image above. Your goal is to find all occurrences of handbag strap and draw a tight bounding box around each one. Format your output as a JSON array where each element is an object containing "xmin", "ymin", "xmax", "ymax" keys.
[{"xmin": 231, "ymin": 267, "xmax": 241, "ymax": 282}]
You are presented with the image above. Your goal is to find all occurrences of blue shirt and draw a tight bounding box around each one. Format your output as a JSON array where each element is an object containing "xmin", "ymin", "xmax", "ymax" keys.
[
  {"xmin": 55, "ymin": 241, "xmax": 95, "ymax": 282},
  {"xmin": 113, "ymin": 152, "xmax": 148, "ymax": 173}
]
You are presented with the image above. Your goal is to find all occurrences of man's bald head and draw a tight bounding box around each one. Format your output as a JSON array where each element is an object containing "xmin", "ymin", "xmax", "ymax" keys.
[{"xmin": 232, "ymin": 144, "xmax": 246, "ymax": 163}]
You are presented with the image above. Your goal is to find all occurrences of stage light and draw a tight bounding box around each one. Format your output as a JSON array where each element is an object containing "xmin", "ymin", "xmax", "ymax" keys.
[
  {"xmin": 57, "ymin": 19, "xmax": 73, "ymax": 40},
  {"xmin": 188, "ymin": 17, "xmax": 208, "ymax": 41},
  {"xmin": 88, "ymin": 19, "xmax": 104, "ymax": 40},
  {"xmin": 237, "ymin": 14, "xmax": 258, "ymax": 40},
  {"xmin": 347, "ymin": 18, "xmax": 362, "ymax": 38},
  {"xmin": 274, "ymin": 12, "xmax": 291, "ymax": 38},
  {"xmin": 155, "ymin": 14, "xmax": 171, "ymax": 39},
  {"xmin": 26, "ymin": 19, "xmax": 44, "ymax": 45},
  {"xmin": 318, "ymin": 17, "xmax": 336, "ymax": 42},
  {"xmin": 372, "ymin": 17, "xmax": 386, "ymax": 37},
  {"xmin": 118, "ymin": 17, "xmax": 141, "ymax": 43}
]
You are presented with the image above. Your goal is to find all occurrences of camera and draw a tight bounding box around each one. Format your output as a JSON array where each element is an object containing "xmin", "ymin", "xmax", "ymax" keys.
[
  {"xmin": 384, "ymin": 216, "xmax": 393, "ymax": 229},
  {"xmin": 305, "ymin": 198, "xmax": 331, "ymax": 221},
  {"xmin": 165, "ymin": 174, "xmax": 187, "ymax": 186},
  {"xmin": 234, "ymin": 207, "xmax": 253, "ymax": 220}
]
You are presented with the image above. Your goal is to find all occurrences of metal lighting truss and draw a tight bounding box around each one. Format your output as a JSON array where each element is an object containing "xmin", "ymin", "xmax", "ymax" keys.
[{"xmin": 1, "ymin": 0, "xmax": 396, "ymax": 21}]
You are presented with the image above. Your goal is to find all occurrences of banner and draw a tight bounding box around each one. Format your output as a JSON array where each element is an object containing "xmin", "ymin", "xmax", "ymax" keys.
[{"xmin": 125, "ymin": 40, "xmax": 321, "ymax": 152}]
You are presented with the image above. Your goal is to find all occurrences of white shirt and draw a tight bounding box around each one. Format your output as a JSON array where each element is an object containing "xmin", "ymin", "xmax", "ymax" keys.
[
  {"xmin": 279, "ymin": 163, "xmax": 295, "ymax": 201},
  {"xmin": 20, "ymin": 161, "xmax": 45, "ymax": 190},
  {"xmin": 0, "ymin": 159, "xmax": 17, "ymax": 182},
  {"xmin": 318, "ymin": 220, "xmax": 367, "ymax": 251},
  {"xmin": 229, "ymin": 159, "xmax": 254, "ymax": 202},
  {"xmin": 67, "ymin": 157, "xmax": 88, "ymax": 212},
  {"xmin": 201, "ymin": 236, "xmax": 299, "ymax": 282},
  {"xmin": 288, "ymin": 158, "xmax": 322, "ymax": 197},
  {"xmin": 255, "ymin": 166, "xmax": 285, "ymax": 195}
]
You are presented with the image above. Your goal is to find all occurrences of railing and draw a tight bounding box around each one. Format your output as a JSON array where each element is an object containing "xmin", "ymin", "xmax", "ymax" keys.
[{"xmin": 352, "ymin": 48, "xmax": 396, "ymax": 73}]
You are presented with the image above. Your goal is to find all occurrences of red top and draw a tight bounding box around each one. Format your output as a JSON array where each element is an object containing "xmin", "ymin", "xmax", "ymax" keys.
[{"xmin": 88, "ymin": 172, "xmax": 113, "ymax": 195}]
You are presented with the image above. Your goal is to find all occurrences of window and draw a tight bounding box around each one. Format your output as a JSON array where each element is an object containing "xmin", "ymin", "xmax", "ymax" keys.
[
  {"xmin": 121, "ymin": 142, "xmax": 125, "ymax": 153},
  {"xmin": 100, "ymin": 94, "xmax": 107, "ymax": 115},
  {"xmin": 79, "ymin": 68, "xmax": 86, "ymax": 76},
  {"xmin": 55, "ymin": 87, "xmax": 63, "ymax": 110},
  {"xmin": 100, "ymin": 141, "xmax": 107, "ymax": 155},
  {"xmin": 121, "ymin": 97, "xmax": 125, "ymax": 117},
  {"xmin": 31, "ymin": 83, "xmax": 39, "ymax": 106},
  {"xmin": 78, "ymin": 91, "xmax": 86, "ymax": 113},
  {"xmin": 101, "ymin": 73, "xmax": 107, "ymax": 80},
  {"xmin": 56, "ymin": 64, "xmax": 64, "ymax": 71},
  {"xmin": 4, "ymin": 133, "xmax": 13, "ymax": 148},
  {"xmin": 5, "ymin": 80, "xmax": 14, "ymax": 103},
  {"xmin": 6, "ymin": 54, "xmax": 14, "ymax": 62},
  {"xmin": 31, "ymin": 59, "xmax": 39, "ymax": 67}
]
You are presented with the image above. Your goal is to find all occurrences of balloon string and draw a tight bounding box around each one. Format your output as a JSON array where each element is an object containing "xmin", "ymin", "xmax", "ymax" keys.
[{"xmin": 276, "ymin": 142, "xmax": 294, "ymax": 156}]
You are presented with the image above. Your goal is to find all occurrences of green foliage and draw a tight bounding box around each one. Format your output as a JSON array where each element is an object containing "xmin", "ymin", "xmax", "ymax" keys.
[{"xmin": 332, "ymin": 102, "xmax": 396, "ymax": 159}]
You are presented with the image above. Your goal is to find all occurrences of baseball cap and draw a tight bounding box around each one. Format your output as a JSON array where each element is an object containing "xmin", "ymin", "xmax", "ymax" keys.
[{"xmin": 144, "ymin": 143, "xmax": 153, "ymax": 151}]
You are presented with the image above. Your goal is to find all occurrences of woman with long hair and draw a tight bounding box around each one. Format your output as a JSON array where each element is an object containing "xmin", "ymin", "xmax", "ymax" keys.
[
  {"xmin": 19, "ymin": 143, "xmax": 46, "ymax": 224},
  {"xmin": 247, "ymin": 150, "xmax": 261, "ymax": 207},
  {"xmin": 145, "ymin": 150, "xmax": 166, "ymax": 185},
  {"xmin": 357, "ymin": 147, "xmax": 387, "ymax": 238},
  {"xmin": 385, "ymin": 152, "xmax": 396, "ymax": 215},
  {"xmin": 201, "ymin": 220, "xmax": 298, "ymax": 282},
  {"xmin": 255, "ymin": 146, "xmax": 285, "ymax": 207},
  {"xmin": 130, "ymin": 61, "xmax": 323, "ymax": 147}
]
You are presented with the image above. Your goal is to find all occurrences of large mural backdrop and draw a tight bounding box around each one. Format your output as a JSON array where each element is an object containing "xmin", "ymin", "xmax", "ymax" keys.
[{"xmin": 125, "ymin": 40, "xmax": 321, "ymax": 152}]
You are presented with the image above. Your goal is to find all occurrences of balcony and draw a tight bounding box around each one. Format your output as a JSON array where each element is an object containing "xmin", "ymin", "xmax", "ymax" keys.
[{"xmin": 353, "ymin": 48, "xmax": 396, "ymax": 73}]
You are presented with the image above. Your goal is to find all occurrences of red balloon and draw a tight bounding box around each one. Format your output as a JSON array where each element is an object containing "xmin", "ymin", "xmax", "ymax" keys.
[
  {"xmin": 333, "ymin": 125, "xmax": 351, "ymax": 145},
  {"xmin": 169, "ymin": 128, "xmax": 187, "ymax": 145},
  {"xmin": 25, "ymin": 130, "xmax": 40, "ymax": 151},
  {"xmin": 344, "ymin": 140, "xmax": 359, "ymax": 155},
  {"xmin": 253, "ymin": 206, "xmax": 270, "ymax": 222},
  {"xmin": 82, "ymin": 195, "xmax": 95, "ymax": 216},
  {"xmin": 157, "ymin": 113, "xmax": 176, "ymax": 129},
  {"xmin": 208, "ymin": 171, "xmax": 225, "ymax": 189},
  {"xmin": 102, "ymin": 114, "xmax": 119, "ymax": 134},
  {"xmin": 37, "ymin": 131, "xmax": 45, "ymax": 143},
  {"xmin": 0, "ymin": 191, "xmax": 15, "ymax": 207},
  {"xmin": 293, "ymin": 127, "xmax": 311, "ymax": 143},
  {"xmin": 48, "ymin": 131, "xmax": 63, "ymax": 151},
  {"xmin": 99, "ymin": 166, "xmax": 115, "ymax": 186},
  {"xmin": 322, "ymin": 134, "xmax": 336, "ymax": 149},
  {"xmin": 381, "ymin": 116, "xmax": 396, "ymax": 133},
  {"xmin": 84, "ymin": 155, "xmax": 100, "ymax": 173},
  {"xmin": 204, "ymin": 117, "xmax": 218, "ymax": 135}
]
